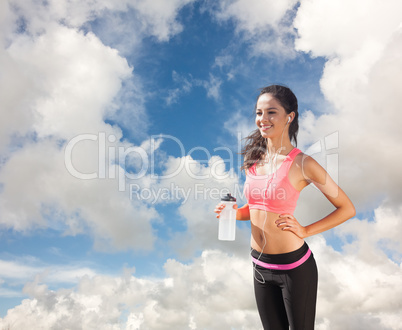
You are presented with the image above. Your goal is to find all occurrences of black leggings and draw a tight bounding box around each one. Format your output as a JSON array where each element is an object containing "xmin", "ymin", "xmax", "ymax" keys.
[{"xmin": 252, "ymin": 243, "xmax": 318, "ymax": 330}]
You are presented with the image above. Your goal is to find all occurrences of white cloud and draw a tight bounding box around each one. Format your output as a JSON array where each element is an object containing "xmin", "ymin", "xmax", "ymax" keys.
[
  {"xmin": 7, "ymin": 0, "xmax": 193, "ymax": 42},
  {"xmin": 0, "ymin": 45, "xmax": 35, "ymax": 151},
  {"xmin": 90, "ymin": 0, "xmax": 195, "ymax": 55},
  {"xmin": 0, "ymin": 0, "xmax": 198, "ymax": 145},
  {"xmin": 213, "ymin": 54, "xmax": 233, "ymax": 69},
  {"xmin": 0, "ymin": 250, "xmax": 260, "ymax": 330},
  {"xmin": 0, "ymin": 1, "xmax": 12, "ymax": 43},
  {"xmin": 206, "ymin": 1, "xmax": 402, "ymax": 327},
  {"xmin": 213, "ymin": 0, "xmax": 297, "ymax": 33},
  {"xmin": 6, "ymin": 25, "xmax": 131, "ymax": 140},
  {"xmin": 208, "ymin": 0, "xmax": 298, "ymax": 58},
  {"xmin": 289, "ymin": 2, "xmax": 402, "ymax": 325},
  {"xmin": 219, "ymin": 0, "xmax": 402, "ymax": 217},
  {"xmin": 224, "ymin": 110, "xmax": 256, "ymax": 142},
  {"xmin": 1, "ymin": 0, "xmax": 402, "ymax": 328},
  {"xmin": 1, "ymin": 230, "xmax": 401, "ymax": 329},
  {"xmin": 213, "ymin": 54, "xmax": 237, "ymax": 80},
  {"xmin": 201, "ymin": 74, "xmax": 222, "ymax": 101},
  {"xmin": 165, "ymin": 71, "xmax": 223, "ymax": 105},
  {"xmin": 133, "ymin": 153, "xmax": 251, "ymax": 258},
  {"xmin": 293, "ymin": 0, "xmax": 402, "ymax": 210},
  {"xmin": 0, "ymin": 140, "xmax": 159, "ymax": 250},
  {"xmin": 294, "ymin": 0, "xmax": 402, "ymax": 59},
  {"xmin": 0, "ymin": 257, "xmax": 98, "ymax": 301},
  {"xmin": 0, "ymin": 258, "xmax": 97, "ymax": 288},
  {"xmin": 165, "ymin": 71, "xmax": 193, "ymax": 105},
  {"xmin": 128, "ymin": 0, "xmax": 195, "ymax": 42},
  {"xmin": 310, "ymin": 234, "xmax": 402, "ymax": 330},
  {"xmin": 0, "ymin": 7, "xmax": 158, "ymax": 250},
  {"xmin": 0, "ymin": 0, "xmax": 194, "ymax": 249},
  {"xmin": 335, "ymin": 204, "xmax": 402, "ymax": 261}
]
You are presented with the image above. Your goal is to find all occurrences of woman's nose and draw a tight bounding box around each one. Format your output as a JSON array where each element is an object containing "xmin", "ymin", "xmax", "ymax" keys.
[{"xmin": 261, "ymin": 113, "xmax": 270, "ymax": 122}]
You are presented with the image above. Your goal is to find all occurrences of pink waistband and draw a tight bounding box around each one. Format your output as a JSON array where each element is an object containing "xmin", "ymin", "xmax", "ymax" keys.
[{"xmin": 252, "ymin": 249, "xmax": 312, "ymax": 270}]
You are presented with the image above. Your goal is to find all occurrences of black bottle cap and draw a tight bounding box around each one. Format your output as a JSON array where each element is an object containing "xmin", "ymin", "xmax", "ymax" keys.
[{"xmin": 221, "ymin": 193, "xmax": 236, "ymax": 202}]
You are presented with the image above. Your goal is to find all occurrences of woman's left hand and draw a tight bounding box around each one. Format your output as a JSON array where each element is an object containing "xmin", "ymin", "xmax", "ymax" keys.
[{"xmin": 276, "ymin": 214, "xmax": 308, "ymax": 239}]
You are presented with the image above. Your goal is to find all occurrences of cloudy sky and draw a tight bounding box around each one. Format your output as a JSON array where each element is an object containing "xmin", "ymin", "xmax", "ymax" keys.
[{"xmin": 0, "ymin": 0, "xmax": 401, "ymax": 329}]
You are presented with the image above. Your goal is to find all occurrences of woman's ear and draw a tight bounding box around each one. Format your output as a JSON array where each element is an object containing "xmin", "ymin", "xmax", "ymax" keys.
[{"xmin": 289, "ymin": 112, "xmax": 295, "ymax": 123}]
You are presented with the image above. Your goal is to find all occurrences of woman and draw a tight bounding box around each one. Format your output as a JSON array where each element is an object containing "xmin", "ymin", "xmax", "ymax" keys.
[{"xmin": 214, "ymin": 85, "xmax": 355, "ymax": 330}]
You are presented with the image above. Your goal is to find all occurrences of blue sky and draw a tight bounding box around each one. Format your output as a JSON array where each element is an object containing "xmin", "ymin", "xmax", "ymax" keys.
[{"xmin": 1, "ymin": 0, "xmax": 402, "ymax": 329}]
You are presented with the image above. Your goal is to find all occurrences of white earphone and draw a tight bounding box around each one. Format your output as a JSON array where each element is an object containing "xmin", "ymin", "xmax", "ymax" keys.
[{"xmin": 287, "ymin": 117, "xmax": 291, "ymax": 124}]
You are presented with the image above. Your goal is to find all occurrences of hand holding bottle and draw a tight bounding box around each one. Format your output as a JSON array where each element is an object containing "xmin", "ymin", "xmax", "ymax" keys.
[
  {"xmin": 214, "ymin": 202, "xmax": 238, "ymax": 218},
  {"xmin": 215, "ymin": 194, "xmax": 237, "ymax": 241}
]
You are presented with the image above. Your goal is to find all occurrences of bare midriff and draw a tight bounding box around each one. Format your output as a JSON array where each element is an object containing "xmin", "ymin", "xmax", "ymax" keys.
[{"xmin": 250, "ymin": 209, "xmax": 304, "ymax": 254}]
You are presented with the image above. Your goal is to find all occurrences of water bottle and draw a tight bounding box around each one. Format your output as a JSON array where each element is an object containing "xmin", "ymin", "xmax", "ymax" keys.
[{"xmin": 219, "ymin": 193, "xmax": 237, "ymax": 241}]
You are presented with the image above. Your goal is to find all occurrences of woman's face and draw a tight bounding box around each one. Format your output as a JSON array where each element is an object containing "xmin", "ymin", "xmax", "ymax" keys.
[{"xmin": 255, "ymin": 93, "xmax": 290, "ymax": 139}]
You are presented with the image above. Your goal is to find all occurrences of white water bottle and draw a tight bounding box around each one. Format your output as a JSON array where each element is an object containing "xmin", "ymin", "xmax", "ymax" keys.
[{"xmin": 218, "ymin": 193, "xmax": 237, "ymax": 241}]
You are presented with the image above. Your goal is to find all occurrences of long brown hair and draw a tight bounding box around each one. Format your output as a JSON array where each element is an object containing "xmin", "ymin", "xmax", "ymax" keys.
[{"xmin": 241, "ymin": 85, "xmax": 299, "ymax": 171}]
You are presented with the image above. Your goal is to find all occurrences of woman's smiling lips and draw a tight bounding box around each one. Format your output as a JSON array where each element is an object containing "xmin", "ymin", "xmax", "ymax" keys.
[{"xmin": 260, "ymin": 124, "xmax": 273, "ymax": 131}]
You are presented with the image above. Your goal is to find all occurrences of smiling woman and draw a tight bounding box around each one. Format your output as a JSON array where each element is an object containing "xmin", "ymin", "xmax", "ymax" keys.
[
  {"xmin": 214, "ymin": 85, "xmax": 356, "ymax": 330},
  {"xmin": 241, "ymin": 85, "xmax": 299, "ymax": 171}
]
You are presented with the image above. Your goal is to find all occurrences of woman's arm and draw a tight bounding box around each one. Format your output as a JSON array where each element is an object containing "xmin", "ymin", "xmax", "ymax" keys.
[
  {"xmin": 236, "ymin": 203, "xmax": 250, "ymax": 221},
  {"xmin": 277, "ymin": 155, "xmax": 356, "ymax": 238},
  {"xmin": 303, "ymin": 187, "xmax": 355, "ymax": 237}
]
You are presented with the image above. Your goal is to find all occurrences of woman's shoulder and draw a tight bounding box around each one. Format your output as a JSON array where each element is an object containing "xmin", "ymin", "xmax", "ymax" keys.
[
  {"xmin": 289, "ymin": 148, "xmax": 305, "ymax": 164},
  {"xmin": 292, "ymin": 149, "xmax": 314, "ymax": 163},
  {"xmin": 293, "ymin": 151, "xmax": 327, "ymax": 181},
  {"xmin": 291, "ymin": 149, "xmax": 319, "ymax": 171}
]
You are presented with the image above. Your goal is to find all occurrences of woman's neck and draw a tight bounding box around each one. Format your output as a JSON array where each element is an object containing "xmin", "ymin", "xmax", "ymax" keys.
[{"xmin": 266, "ymin": 137, "xmax": 293, "ymax": 156}]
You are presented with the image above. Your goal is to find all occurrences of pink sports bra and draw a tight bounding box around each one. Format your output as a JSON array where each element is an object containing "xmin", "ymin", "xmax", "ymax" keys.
[{"xmin": 243, "ymin": 148, "xmax": 302, "ymax": 214}]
